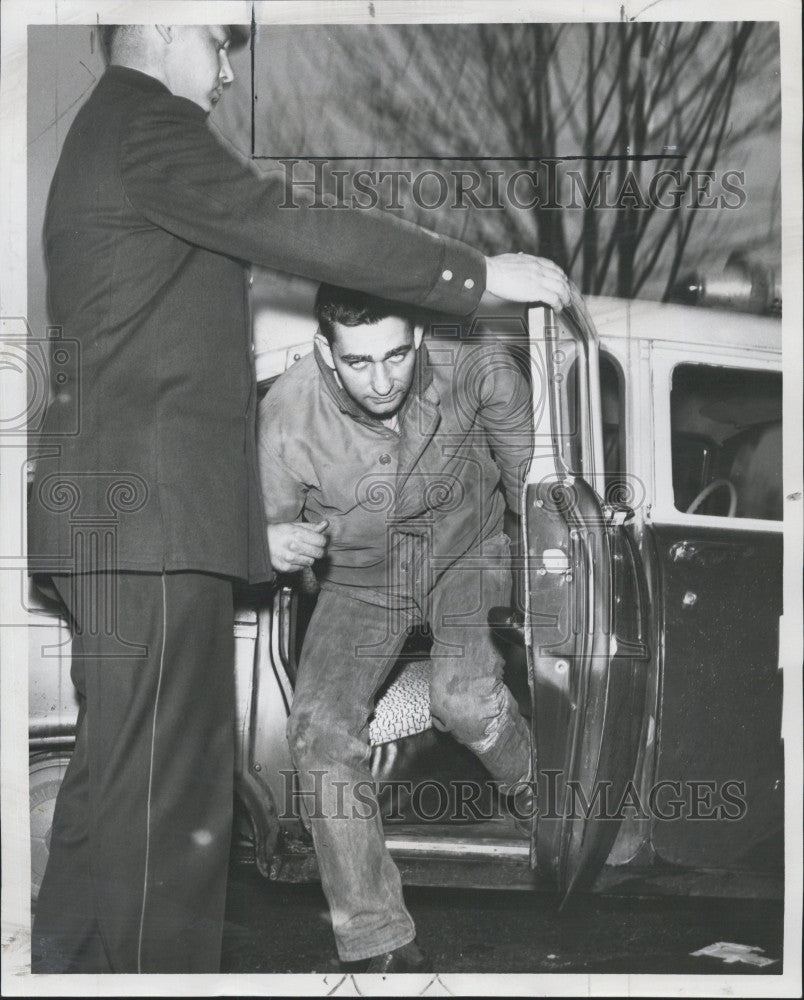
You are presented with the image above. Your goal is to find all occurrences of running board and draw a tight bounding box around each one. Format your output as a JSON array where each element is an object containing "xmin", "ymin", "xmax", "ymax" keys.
[
  {"xmin": 264, "ymin": 845, "xmax": 540, "ymax": 891},
  {"xmin": 254, "ymin": 822, "xmax": 540, "ymax": 889},
  {"xmin": 385, "ymin": 831, "xmax": 530, "ymax": 860},
  {"xmin": 235, "ymin": 828, "xmax": 783, "ymax": 898}
]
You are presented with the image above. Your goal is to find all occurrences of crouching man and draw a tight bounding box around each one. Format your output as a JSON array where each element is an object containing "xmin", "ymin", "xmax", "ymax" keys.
[{"xmin": 257, "ymin": 283, "xmax": 534, "ymax": 971}]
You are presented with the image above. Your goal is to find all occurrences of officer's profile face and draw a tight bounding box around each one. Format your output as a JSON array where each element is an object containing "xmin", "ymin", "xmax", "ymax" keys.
[
  {"xmin": 162, "ymin": 25, "xmax": 234, "ymax": 113},
  {"xmin": 319, "ymin": 317, "xmax": 423, "ymax": 419}
]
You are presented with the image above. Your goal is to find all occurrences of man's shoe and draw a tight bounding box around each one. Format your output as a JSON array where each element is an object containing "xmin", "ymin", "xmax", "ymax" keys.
[{"xmin": 364, "ymin": 939, "xmax": 431, "ymax": 973}]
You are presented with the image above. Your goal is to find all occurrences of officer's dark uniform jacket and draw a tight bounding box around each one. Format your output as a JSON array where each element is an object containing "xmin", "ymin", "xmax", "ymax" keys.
[{"xmin": 28, "ymin": 65, "xmax": 485, "ymax": 582}]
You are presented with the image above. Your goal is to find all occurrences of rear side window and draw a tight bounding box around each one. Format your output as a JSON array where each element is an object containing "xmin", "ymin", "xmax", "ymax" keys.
[{"xmin": 670, "ymin": 365, "xmax": 782, "ymax": 520}]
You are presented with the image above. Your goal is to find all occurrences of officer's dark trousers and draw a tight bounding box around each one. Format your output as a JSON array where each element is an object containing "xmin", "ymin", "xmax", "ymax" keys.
[{"xmin": 31, "ymin": 572, "xmax": 235, "ymax": 974}]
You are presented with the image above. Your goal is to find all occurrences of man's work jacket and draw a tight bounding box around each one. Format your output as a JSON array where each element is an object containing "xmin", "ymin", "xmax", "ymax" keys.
[
  {"xmin": 28, "ymin": 66, "xmax": 485, "ymax": 582},
  {"xmin": 257, "ymin": 340, "xmax": 533, "ymax": 604}
]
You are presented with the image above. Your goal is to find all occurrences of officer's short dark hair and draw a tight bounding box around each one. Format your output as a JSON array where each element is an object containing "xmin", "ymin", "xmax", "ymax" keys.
[
  {"xmin": 315, "ymin": 284, "xmax": 416, "ymax": 345},
  {"xmin": 228, "ymin": 25, "xmax": 251, "ymax": 49},
  {"xmin": 98, "ymin": 24, "xmax": 250, "ymax": 61}
]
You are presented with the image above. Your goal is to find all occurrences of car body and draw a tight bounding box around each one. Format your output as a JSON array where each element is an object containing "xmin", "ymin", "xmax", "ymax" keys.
[{"xmin": 28, "ymin": 278, "xmax": 784, "ymax": 902}]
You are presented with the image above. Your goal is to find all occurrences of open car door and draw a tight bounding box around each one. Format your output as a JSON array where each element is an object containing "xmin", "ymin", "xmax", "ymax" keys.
[{"xmin": 524, "ymin": 290, "xmax": 651, "ymax": 903}]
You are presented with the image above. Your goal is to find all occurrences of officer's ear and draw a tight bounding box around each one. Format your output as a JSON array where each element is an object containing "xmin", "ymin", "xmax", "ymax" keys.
[
  {"xmin": 314, "ymin": 331, "xmax": 335, "ymax": 369},
  {"xmin": 413, "ymin": 324, "xmax": 424, "ymax": 350},
  {"xmin": 155, "ymin": 25, "xmax": 174, "ymax": 44}
]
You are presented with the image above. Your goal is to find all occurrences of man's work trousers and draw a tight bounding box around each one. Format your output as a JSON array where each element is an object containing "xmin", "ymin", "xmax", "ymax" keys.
[
  {"xmin": 286, "ymin": 532, "xmax": 531, "ymax": 962},
  {"xmin": 31, "ymin": 572, "xmax": 235, "ymax": 973}
]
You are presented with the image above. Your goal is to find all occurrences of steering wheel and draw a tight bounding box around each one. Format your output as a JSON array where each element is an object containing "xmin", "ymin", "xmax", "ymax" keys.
[{"xmin": 686, "ymin": 478, "xmax": 738, "ymax": 517}]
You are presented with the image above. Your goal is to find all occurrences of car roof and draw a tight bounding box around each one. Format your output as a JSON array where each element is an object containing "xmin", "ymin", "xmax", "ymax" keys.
[
  {"xmin": 584, "ymin": 295, "xmax": 781, "ymax": 355},
  {"xmin": 469, "ymin": 290, "xmax": 781, "ymax": 354}
]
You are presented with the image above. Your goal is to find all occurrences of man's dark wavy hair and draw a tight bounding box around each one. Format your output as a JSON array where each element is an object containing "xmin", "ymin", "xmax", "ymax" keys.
[{"xmin": 315, "ymin": 284, "xmax": 416, "ymax": 345}]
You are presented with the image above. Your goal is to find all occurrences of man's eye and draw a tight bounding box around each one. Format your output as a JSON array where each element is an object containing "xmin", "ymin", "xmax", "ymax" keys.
[{"xmin": 349, "ymin": 361, "xmax": 368, "ymax": 371}]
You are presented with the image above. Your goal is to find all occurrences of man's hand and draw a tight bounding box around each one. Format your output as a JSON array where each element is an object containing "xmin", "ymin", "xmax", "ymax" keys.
[
  {"xmin": 484, "ymin": 253, "xmax": 572, "ymax": 312},
  {"xmin": 267, "ymin": 520, "xmax": 329, "ymax": 573}
]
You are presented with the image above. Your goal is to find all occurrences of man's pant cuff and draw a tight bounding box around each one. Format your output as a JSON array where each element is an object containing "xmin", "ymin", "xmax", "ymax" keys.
[
  {"xmin": 336, "ymin": 922, "xmax": 416, "ymax": 963},
  {"xmin": 468, "ymin": 719, "xmax": 531, "ymax": 788}
]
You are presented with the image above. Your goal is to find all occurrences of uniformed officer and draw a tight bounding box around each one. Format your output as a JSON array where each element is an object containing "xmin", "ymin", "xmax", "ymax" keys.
[{"xmin": 29, "ymin": 23, "xmax": 570, "ymax": 973}]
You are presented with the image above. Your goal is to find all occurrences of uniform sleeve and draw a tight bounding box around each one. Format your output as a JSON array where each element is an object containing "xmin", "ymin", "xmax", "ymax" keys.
[
  {"xmin": 474, "ymin": 345, "xmax": 534, "ymax": 513},
  {"xmin": 120, "ymin": 95, "xmax": 486, "ymax": 316}
]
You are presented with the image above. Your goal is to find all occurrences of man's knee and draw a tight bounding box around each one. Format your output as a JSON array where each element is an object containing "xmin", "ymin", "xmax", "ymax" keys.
[
  {"xmin": 429, "ymin": 673, "xmax": 511, "ymax": 748},
  {"xmin": 286, "ymin": 708, "xmax": 319, "ymax": 766},
  {"xmin": 286, "ymin": 706, "xmax": 360, "ymax": 769}
]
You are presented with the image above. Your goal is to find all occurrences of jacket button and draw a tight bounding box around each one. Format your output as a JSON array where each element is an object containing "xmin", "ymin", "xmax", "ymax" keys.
[
  {"xmin": 464, "ymin": 278, "xmax": 475, "ymax": 289},
  {"xmin": 441, "ymin": 269, "xmax": 453, "ymax": 281},
  {"xmin": 379, "ymin": 453, "xmax": 392, "ymax": 465}
]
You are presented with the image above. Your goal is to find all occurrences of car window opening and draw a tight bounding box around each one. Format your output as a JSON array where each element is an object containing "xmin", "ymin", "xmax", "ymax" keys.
[{"xmin": 670, "ymin": 365, "xmax": 782, "ymax": 520}]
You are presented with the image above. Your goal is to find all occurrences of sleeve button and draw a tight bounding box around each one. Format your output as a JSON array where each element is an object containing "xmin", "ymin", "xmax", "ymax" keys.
[
  {"xmin": 441, "ymin": 269, "xmax": 453, "ymax": 281},
  {"xmin": 379, "ymin": 453, "xmax": 392, "ymax": 465},
  {"xmin": 464, "ymin": 278, "xmax": 475, "ymax": 290}
]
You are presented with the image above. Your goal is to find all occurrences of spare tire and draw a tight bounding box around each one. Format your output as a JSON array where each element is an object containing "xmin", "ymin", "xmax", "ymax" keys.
[{"xmin": 29, "ymin": 754, "xmax": 70, "ymax": 902}]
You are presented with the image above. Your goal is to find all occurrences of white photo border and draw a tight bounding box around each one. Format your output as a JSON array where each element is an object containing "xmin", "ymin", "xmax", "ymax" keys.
[{"xmin": 1, "ymin": 1, "xmax": 801, "ymax": 996}]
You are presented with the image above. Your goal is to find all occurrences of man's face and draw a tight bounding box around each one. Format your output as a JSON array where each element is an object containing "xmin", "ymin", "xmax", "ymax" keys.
[
  {"xmin": 320, "ymin": 316, "xmax": 422, "ymax": 419},
  {"xmin": 163, "ymin": 26, "xmax": 234, "ymax": 113}
]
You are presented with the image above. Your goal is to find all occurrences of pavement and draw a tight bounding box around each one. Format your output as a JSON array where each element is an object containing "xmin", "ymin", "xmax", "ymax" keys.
[{"xmin": 220, "ymin": 864, "xmax": 784, "ymax": 976}]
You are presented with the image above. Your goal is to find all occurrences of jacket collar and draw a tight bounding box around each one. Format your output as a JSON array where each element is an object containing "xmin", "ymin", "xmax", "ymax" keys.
[
  {"xmin": 103, "ymin": 64, "xmax": 172, "ymax": 96},
  {"xmin": 102, "ymin": 65, "xmax": 208, "ymax": 120}
]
